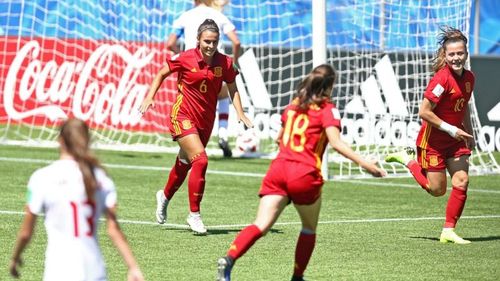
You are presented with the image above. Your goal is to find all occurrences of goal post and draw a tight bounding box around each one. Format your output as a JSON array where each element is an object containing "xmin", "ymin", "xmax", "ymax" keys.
[{"xmin": 0, "ymin": 0, "xmax": 498, "ymax": 177}]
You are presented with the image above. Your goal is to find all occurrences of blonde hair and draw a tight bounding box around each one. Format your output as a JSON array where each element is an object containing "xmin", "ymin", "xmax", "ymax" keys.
[
  {"xmin": 431, "ymin": 26, "xmax": 468, "ymax": 73},
  {"xmin": 59, "ymin": 118, "xmax": 103, "ymax": 202}
]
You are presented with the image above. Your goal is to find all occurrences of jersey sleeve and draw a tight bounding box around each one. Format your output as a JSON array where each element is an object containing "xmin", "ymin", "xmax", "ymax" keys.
[
  {"xmin": 223, "ymin": 56, "xmax": 238, "ymax": 83},
  {"xmin": 424, "ymin": 72, "xmax": 447, "ymax": 104},
  {"xmin": 322, "ymin": 103, "xmax": 342, "ymax": 130},
  {"xmin": 95, "ymin": 169, "xmax": 117, "ymax": 209},
  {"xmin": 166, "ymin": 53, "xmax": 185, "ymax": 73},
  {"xmin": 26, "ymin": 170, "xmax": 45, "ymax": 215},
  {"xmin": 220, "ymin": 15, "xmax": 236, "ymax": 35}
]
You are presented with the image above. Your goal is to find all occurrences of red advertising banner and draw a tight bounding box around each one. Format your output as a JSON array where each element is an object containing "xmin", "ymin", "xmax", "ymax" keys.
[{"xmin": 0, "ymin": 37, "xmax": 176, "ymax": 132}]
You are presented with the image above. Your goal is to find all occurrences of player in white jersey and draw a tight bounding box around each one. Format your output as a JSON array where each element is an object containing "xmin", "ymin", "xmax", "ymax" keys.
[
  {"xmin": 167, "ymin": 0, "xmax": 241, "ymax": 157},
  {"xmin": 9, "ymin": 118, "xmax": 144, "ymax": 281}
]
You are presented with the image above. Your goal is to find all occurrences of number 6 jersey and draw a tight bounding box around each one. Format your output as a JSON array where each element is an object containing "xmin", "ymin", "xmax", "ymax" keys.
[{"xmin": 27, "ymin": 159, "xmax": 117, "ymax": 281}]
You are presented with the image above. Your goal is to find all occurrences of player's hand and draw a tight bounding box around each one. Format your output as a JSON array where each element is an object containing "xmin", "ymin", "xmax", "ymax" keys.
[
  {"xmin": 363, "ymin": 162, "xmax": 386, "ymax": 178},
  {"xmin": 9, "ymin": 257, "xmax": 23, "ymax": 278},
  {"xmin": 139, "ymin": 98, "xmax": 155, "ymax": 115},
  {"xmin": 454, "ymin": 129, "xmax": 473, "ymax": 142},
  {"xmin": 238, "ymin": 114, "xmax": 253, "ymax": 129},
  {"xmin": 127, "ymin": 267, "xmax": 145, "ymax": 281},
  {"xmin": 465, "ymin": 136, "xmax": 476, "ymax": 150}
]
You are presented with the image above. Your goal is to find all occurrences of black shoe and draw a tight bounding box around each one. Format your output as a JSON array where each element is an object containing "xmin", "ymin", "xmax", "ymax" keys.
[
  {"xmin": 218, "ymin": 138, "xmax": 232, "ymax": 157},
  {"xmin": 291, "ymin": 276, "xmax": 305, "ymax": 281}
]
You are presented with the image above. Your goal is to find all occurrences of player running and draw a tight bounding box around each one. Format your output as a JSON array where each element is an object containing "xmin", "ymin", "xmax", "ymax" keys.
[
  {"xmin": 385, "ymin": 26, "xmax": 475, "ymax": 244},
  {"xmin": 216, "ymin": 64, "xmax": 385, "ymax": 281},
  {"xmin": 140, "ymin": 19, "xmax": 252, "ymax": 234}
]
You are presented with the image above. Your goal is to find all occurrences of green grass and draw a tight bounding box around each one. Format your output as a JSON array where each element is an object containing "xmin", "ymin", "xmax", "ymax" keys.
[{"xmin": 1, "ymin": 145, "xmax": 499, "ymax": 280}]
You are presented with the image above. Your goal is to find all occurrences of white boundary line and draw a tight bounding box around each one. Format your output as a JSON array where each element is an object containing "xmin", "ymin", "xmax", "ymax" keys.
[
  {"xmin": 1, "ymin": 210, "xmax": 499, "ymax": 229},
  {"xmin": 1, "ymin": 156, "xmax": 499, "ymax": 194}
]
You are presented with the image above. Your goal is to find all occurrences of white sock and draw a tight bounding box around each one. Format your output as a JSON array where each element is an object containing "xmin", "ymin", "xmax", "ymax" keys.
[{"xmin": 218, "ymin": 97, "xmax": 230, "ymax": 139}]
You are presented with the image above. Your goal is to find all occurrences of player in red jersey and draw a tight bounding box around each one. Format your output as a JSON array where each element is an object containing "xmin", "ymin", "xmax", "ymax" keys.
[
  {"xmin": 385, "ymin": 26, "xmax": 475, "ymax": 244},
  {"xmin": 216, "ymin": 64, "xmax": 386, "ymax": 281},
  {"xmin": 139, "ymin": 19, "xmax": 252, "ymax": 235}
]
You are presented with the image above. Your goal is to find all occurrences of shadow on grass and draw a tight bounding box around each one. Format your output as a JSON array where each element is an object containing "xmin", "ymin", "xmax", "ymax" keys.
[
  {"xmin": 207, "ymin": 228, "xmax": 284, "ymax": 235},
  {"xmin": 409, "ymin": 236, "xmax": 500, "ymax": 242}
]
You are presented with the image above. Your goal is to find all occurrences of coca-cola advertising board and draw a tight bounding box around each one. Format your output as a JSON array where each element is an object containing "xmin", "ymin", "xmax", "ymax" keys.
[{"xmin": 0, "ymin": 37, "xmax": 176, "ymax": 132}]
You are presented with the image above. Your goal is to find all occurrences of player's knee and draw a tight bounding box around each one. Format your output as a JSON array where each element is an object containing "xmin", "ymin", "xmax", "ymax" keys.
[
  {"xmin": 451, "ymin": 171, "xmax": 469, "ymax": 189},
  {"xmin": 428, "ymin": 185, "xmax": 447, "ymax": 197},
  {"xmin": 190, "ymin": 151, "xmax": 208, "ymax": 166}
]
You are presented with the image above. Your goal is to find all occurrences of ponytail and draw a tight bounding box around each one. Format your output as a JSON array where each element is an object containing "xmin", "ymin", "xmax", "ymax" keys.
[{"xmin": 59, "ymin": 118, "xmax": 103, "ymax": 202}]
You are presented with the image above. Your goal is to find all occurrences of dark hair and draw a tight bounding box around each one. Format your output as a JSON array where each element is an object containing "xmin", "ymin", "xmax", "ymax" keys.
[
  {"xmin": 294, "ymin": 64, "xmax": 336, "ymax": 109},
  {"xmin": 432, "ymin": 26, "xmax": 468, "ymax": 73},
  {"xmin": 59, "ymin": 118, "xmax": 103, "ymax": 202},
  {"xmin": 197, "ymin": 18, "xmax": 220, "ymax": 39}
]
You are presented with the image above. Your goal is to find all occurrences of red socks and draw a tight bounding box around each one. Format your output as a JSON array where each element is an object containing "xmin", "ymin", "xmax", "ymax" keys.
[
  {"xmin": 163, "ymin": 157, "xmax": 191, "ymax": 200},
  {"xmin": 188, "ymin": 152, "xmax": 208, "ymax": 213},
  {"xmin": 293, "ymin": 232, "xmax": 316, "ymax": 277},
  {"xmin": 444, "ymin": 187, "xmax": 467, "ymax": 228},
  {"xmin": 227, "ymin": 224, "xmax": 263, "ymax": 260},
  {"xmin": 407, "ymin": 160, "xmax": 430, "ymax": 191}
]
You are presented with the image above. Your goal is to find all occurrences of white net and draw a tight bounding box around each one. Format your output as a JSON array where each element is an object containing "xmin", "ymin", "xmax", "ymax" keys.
[{"xmin": 0, "ymin": 0, "xmax": 498, "ymax": 177}]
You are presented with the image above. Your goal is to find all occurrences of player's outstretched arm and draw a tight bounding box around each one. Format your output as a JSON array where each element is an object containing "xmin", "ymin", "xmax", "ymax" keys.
[
  {"xmin": 139, "ymin": 64, "xmax": 172, "ymax": 114},
  {"xmin": 227, "ymin": 81, "xmax": 253, "ymax": 128},
  {"xmin": 326, "ymin": 126, "xmax": 386, "ymax": 177}
]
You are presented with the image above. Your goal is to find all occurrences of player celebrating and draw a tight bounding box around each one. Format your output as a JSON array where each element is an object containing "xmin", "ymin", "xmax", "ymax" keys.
[
  {"xmin": 216, "ymin": 64, "xmax": 386, "ymax": 281},
  {"xmin": 385, "ymin": 26, "xmax": 475, "ymax": 244},
  {"xmin": 140, "ymin": 19, "xmax": 252, "ymax": 234},
  {"xmin": 167, "ymin": 0, "xmax": 241, "ymax": 157},
  {"xmin": 9, "ymin": 118, "xmax": 144, "ymax": 281}
]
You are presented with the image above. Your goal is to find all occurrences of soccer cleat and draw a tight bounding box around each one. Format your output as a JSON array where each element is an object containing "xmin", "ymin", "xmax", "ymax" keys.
[
  {"xmin": 440, "ymin": 229, "xmax": 471, "ymax": 244},
  {"xmin": 218, "ymin": 138, "xmax": 232, "ymax": 158},
  {"xmin": 291, "ymin": 276, "xmax": 306, "ymax": 281},
  {"xmin": 187, "ymin": 213, "xmax": 207, "ymax": 235},
  {"xmin": 385, "ymin": 147, "xmax": 416, "ymax": 166},
  {"xmin": 217, "ymin": 256, "xmax": 233, "ymax": 281},
  {"xmin": 155, "ymin": 190, "xmax": 168, "ymax": 224}
]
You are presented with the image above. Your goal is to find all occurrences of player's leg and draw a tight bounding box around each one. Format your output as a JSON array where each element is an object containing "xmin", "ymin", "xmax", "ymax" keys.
[
  {"xmin": 292, "ymin": 198, "xmax": 321, "ymax": 281},
  {"xmin": 217, "ymin": 195, "xmax": 289, "ymax": 281},
  {"xmin": 386, "ymin": 147, "xmax": 430, "ymax": 191},
  {"xmin": 440, "ymin": 154, "xmax": 470, "ymax": 244},
  {"xmin": 156, "ymin": 148, "xmax": 192, "ymax": 224},
  {"xmin": 217, "ymin": 84, "xmax": 232, "ymax": 157},
  {"xmin": 177, "ymin": 133, "xmax": 209, "ymax": 234}
]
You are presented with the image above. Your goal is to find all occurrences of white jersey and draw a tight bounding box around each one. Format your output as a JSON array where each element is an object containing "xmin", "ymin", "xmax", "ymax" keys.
[
  {"xmin": 172, "ymin": 4, "xmax": 235, "ymax": 52},
  {"xmin": 27, "ymin": 159, "xmax": 117, "ymax": 281}
]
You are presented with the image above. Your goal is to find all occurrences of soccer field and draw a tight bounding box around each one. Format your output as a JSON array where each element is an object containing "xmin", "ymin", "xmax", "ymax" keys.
[{"xmin": 1, "ymin": 145, "xmax": 499, "ymax": 281}]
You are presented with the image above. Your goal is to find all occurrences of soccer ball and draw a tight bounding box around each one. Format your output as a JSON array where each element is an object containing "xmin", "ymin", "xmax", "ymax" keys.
[{"xmin": 236, "ymin": 129, "xmax": 260, "ymax": 153}]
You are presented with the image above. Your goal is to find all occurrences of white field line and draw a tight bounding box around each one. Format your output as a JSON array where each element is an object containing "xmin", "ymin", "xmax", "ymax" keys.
[
  {"xmin": 1, "ymin": 156, "xmax": 499, "ymax": 194},
  {"xmin": 1, "ymin": 210, "xmax": 499, "ymax": 229}
]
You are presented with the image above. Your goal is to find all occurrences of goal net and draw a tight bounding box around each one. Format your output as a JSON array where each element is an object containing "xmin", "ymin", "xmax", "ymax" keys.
[{"xmin": 0, "ymin": 0, "xmax": 498, "ymax": 177}]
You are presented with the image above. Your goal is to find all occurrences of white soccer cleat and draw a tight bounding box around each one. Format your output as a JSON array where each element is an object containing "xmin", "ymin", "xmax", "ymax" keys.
[
  {"xmin": 440, "ymin": 229, "xmax": 471, "ymax": 244},
  {"xmin": 155, "ymin": 190, "xmax": 168, "ymax": 224},
  {"xmin": 186, "ymin": 213, "xmax": 207, "ymax": 235}
]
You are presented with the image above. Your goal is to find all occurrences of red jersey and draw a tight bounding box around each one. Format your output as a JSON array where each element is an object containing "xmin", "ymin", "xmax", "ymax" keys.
[
  {"xmin": 167, "ymin": 48, "xmax": 238, "ymax": 131},
  {"xmin": 276, "ymin": 99, "xmax": 342, "ymax": 171},
  {"xmin": 416, "ymin": 65, "xmax": 475, "ymax": 150}
]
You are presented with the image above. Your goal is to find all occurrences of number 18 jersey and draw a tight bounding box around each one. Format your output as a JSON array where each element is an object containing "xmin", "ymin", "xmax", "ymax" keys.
[{"xmin": 276, "ymin": 99, "xmax": 342, "ymax": 171}]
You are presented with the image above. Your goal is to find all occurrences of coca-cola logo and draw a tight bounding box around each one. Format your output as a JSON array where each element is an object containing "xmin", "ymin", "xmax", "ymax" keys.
[{"xmin": 3, "ymin": 40, "xmax": 154, "ymax": 126}]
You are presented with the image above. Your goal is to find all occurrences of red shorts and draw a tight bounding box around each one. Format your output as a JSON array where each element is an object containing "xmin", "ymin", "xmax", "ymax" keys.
[
  {"xmin": 259, "ymin": 159, "xmax": 324, "ymax": 205},
  {"xmin": 169, "ymin": 113, "xmax": 213, "ymax": 147},
  {"xmin": 417, "ymin": 142, "xmax": 471, "ymax": 171}
]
